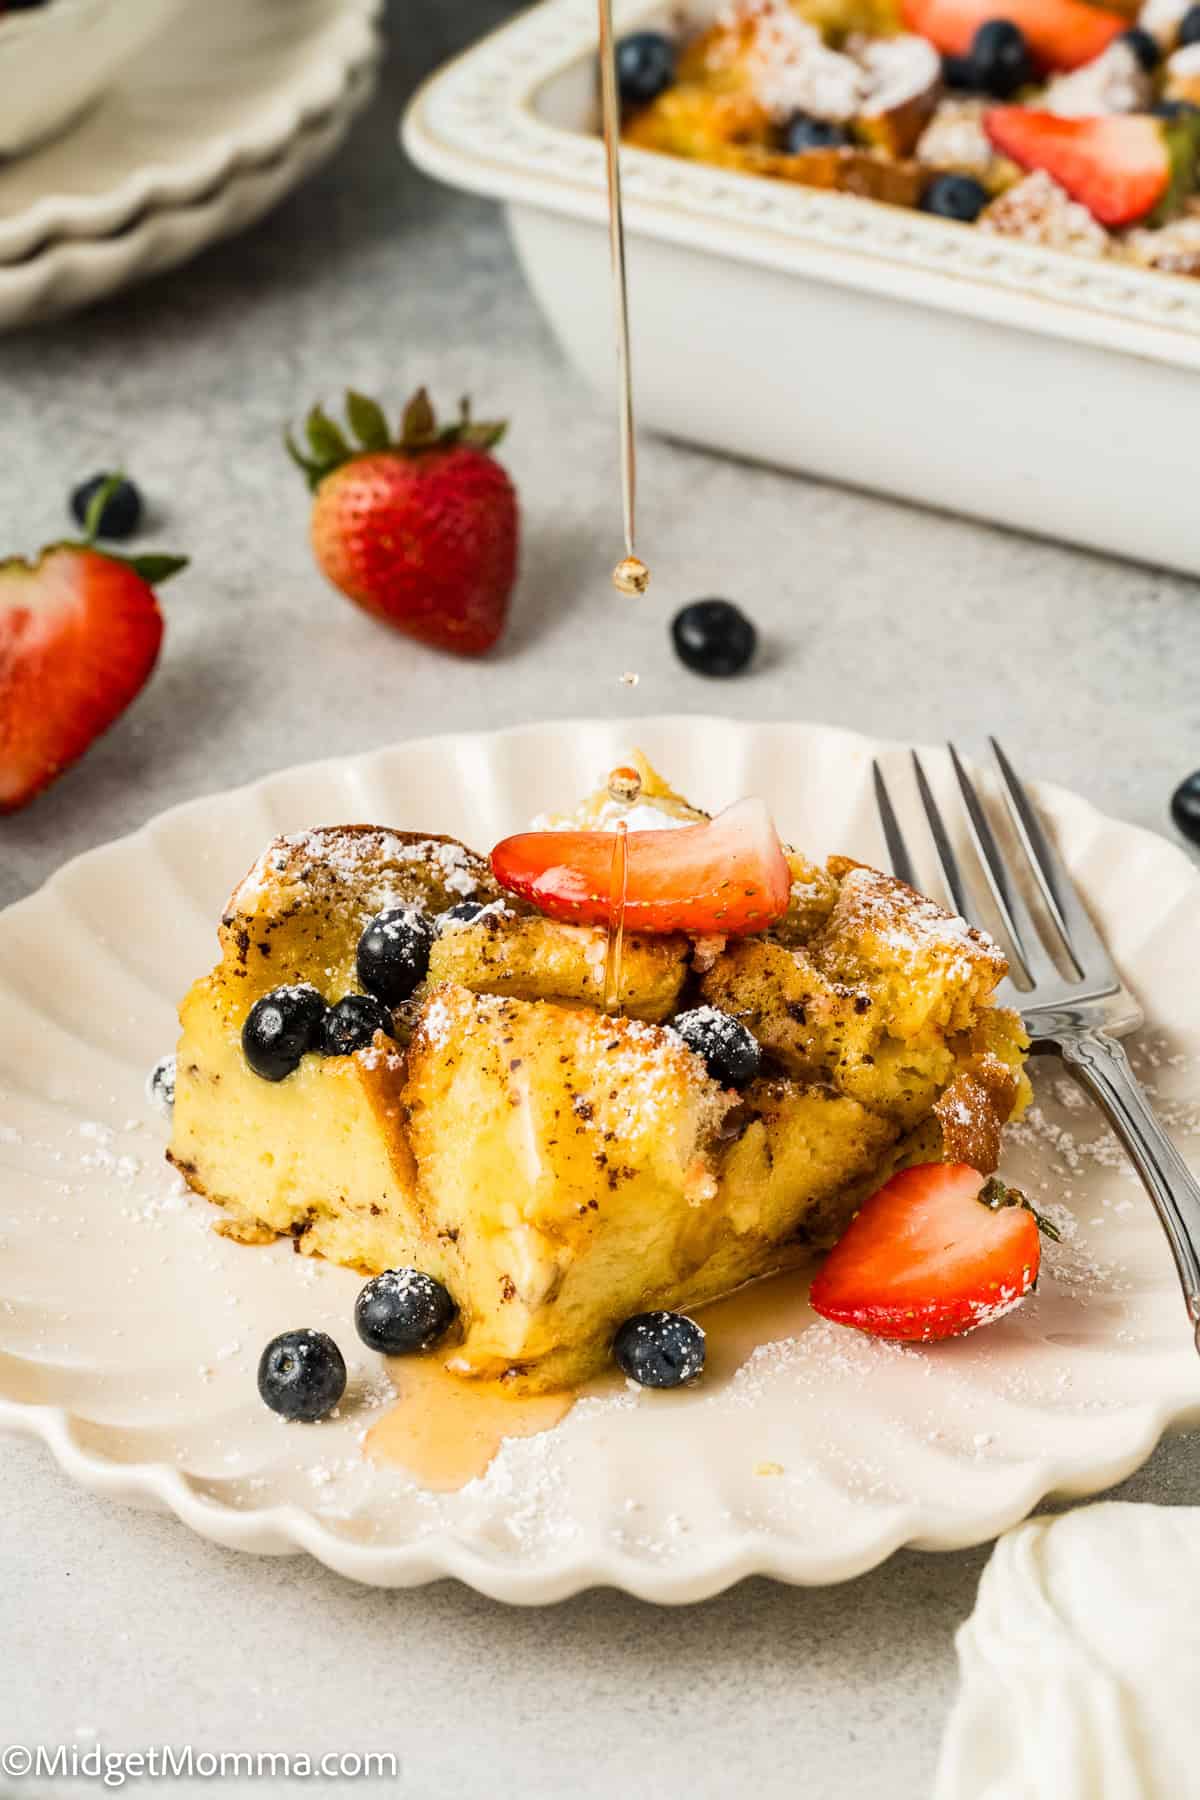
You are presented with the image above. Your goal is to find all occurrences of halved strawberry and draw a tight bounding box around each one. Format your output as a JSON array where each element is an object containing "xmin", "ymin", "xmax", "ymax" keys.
[
  {"xmin": 810, "ymin": 1162, "xmax": 1055, "ymax": 1343},
  {"xmin": 903, "ymin": 0, "xmax": 1125, "ymax": 70},
  {"xmin": 984, "ymin": 108, "xmax": 1193, "ymax": 226},
  {"xmin": 0, "ymin": 545, "xmax": 183, "ymax": 813},
  {"xmin": 490, "ymin": 797, "xmax": 791, "ymax": 936}
]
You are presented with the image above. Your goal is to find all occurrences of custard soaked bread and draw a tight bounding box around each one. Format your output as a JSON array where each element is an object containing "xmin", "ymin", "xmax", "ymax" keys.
[{"xmin": 170, "ymin": 765, "xmax": 1029, "ymax": 1391}]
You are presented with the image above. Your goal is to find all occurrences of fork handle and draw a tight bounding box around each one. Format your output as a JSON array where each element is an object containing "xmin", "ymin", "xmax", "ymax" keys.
[{"xmin": 1059, "ymin": 1031, "xmax": 1200, "ymax": 1343}]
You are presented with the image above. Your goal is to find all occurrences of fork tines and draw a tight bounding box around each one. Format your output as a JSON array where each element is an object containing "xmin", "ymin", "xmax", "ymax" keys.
[{"xmin": 871, "ymin": 741, "xmax": 1121, "ymax": 1007}]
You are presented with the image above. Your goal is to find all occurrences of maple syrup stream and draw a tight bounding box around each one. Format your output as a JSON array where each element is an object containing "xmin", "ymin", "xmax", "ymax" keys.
[
  {"xmin": 597, "ymin": 0, "xmax": 649, "ymax": 598},
  {"xmin": 369, "ymin": 18, "xmax": 678, "ymax": 1488}
]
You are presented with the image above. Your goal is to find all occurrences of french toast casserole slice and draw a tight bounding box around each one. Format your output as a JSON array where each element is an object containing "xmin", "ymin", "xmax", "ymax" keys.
[{"xmin": 170, "ymin": 775, "xmax": 1029, "ymax": 1392}]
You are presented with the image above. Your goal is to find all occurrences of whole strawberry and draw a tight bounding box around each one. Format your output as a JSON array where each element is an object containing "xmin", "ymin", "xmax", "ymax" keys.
[
  {"xmin": 0, "ymin": 481, "xmax": 185, "ymax": 813},
  {"xmin": 288, "ymin": 388, "xmax": 518, "ymax": 657}
]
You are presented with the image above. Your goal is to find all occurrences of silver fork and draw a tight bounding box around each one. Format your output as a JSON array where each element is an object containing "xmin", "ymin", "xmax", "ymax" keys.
[{"xmin": 873, "ymin": 738, "xmax": 1200, "ymax": 1353}]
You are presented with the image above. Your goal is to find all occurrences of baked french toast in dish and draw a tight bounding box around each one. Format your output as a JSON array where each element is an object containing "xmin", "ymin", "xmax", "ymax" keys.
[
  {"xmin": 169, "ymin": 755, "xmax": 1030, "ymax": 1393},
  {"xmin": 619, "ymin": 0, "xmax": 1200, "ymax": 276}
]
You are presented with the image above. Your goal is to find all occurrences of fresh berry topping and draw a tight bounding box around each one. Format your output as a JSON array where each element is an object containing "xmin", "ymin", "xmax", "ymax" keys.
[
  {"xmin": 70, "ymin": 473, "xmax": 143, "ymax": 541},
  {"xmin": 1171, "ymin": 770, "xmax": 1200, "ymax": 845},
  {"xmin": 810, "ymin": 1162, "xmax": 1054, "ymax": 1343},
  {"xmin": 436, "ymin": 899, "xmax": 486, "ymax": 932},
  {"xmin": 672, "ymin": 1007, "xmax": 762, "ymax": 1089},
  {"xmin": 320, "ymin": 993, "xmax": 394, "ymax": 1057},
  {"xmin": 146, "ymin": 1053, "xmax": 176, "ymax": 1115},
  {"xmin": 491, "ymin": 797, "xmax": 791, "ymax": 936},
  {"xmin": 615, "ymin": 30, "xmax": 677, "ymax": 105},
  {"xmin": 257, "ymin": 1329, "xmax": 347, "ymax": 1422},
  {"xmin": 784, "ymin": 113, "xmax": 850, "ymax": 151},
  {"xmin": 0, "ymin": 544, "xmax": 183, "ymax": 814},
  {"xmin": 1119, "ymin": 25, "xmax": 1161, "ymax": 71},
  {"xmin": 902, "ymin": 0, "xmax": 1125, "ymax": 71},
  {"xmin": 1181, "ymin": 4, "xmax": 1200, "ymax": 47},
  {"xmin": 966, "ymin": 19, "xmax": 1032, "ymax": 94},
  {"xmin": 613, "ymin": 1311, "xmax": 706, "ymax": 1388},
  {"xmin": 983, "ymin": 108, "xmax": 1188, "ymax": 225},
  {"xmin": 356, "ymin": 907, "xmax": 434, "ymax": 1005},
  {"xmin": 241, "ymin": 984, "xmax": 327, "ymax": 1082},
  {"xmin": 942, "ymin": 52, "xmax": 977, "ymax": 86},
  {"xmin": 289, "ymin": 388, "xmax": 518, "ymax": 658},
  {"xmin": 1154, "ymin": 98, "xmax": 1200, "ymax": 117},
  {"xmin": 920, "ymin": 171, "xmax": 990, "ymax": 220},
  {"xmin": 670, "ymin": 599, "xmax": 758, "ymax": 678},
  {"xmin": 355, "ymin": 1269, "xmax": 458, "ymax": 1355}
]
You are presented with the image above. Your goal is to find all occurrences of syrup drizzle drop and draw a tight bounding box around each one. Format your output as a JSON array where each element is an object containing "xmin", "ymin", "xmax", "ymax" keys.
[
  {"xmin": 597, "ymin": 0, "xmax": 649, "ymax": 597},
  {"xmin": 607, "ymin": 764, "xmax": 643, "ymax": 806}
]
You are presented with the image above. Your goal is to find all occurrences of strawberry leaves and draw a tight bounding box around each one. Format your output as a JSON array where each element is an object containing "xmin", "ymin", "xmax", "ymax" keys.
[
  {"xmin": 67, "ymin": 472, "xmax": 188, "ymax": 588},
  {"xmin": 286, "ymin": 388, "xmax": 508, "ymax": 492},
  {"xmin": 977, "ymin": 1175, "xmax": 1062, "ymax": 1242},
  {"xmin": 123, "ymin": 553, "xmax": 189, "ymax": 586},
  {"xmin": 67, "ymin": 473, "xmax": 188, "ymax": 587},
  {"xmin": 345, "ymin": 389, "xmax": 390, "ymax": 452}
]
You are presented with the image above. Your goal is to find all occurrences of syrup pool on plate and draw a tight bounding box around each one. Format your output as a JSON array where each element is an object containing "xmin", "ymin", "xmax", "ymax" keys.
[
  {"xmin": 363, "ymin": 1265, "xmax": 817, "ymax": 1490},
  {"xmin": 364, "ymin": 1358, "xmax": 575, "ymax": 1492}
]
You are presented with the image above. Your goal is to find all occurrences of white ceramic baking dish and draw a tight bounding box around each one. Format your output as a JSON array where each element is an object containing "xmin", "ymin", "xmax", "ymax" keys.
[{"xmin": 404, "ymin": 0, "xmax": 1200, "ymax": 575}]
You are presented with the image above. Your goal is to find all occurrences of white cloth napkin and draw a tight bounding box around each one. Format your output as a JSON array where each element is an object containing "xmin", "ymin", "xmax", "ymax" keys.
[{"xmin": 934, "ymin": 1503, "xmax": 1200, "ymax": 1800}]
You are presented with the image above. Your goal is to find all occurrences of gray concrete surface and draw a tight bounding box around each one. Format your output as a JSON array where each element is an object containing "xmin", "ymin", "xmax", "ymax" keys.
[{"xmin": 1, "ymin": 3, "xmax": 1198, "ymax": 1794}]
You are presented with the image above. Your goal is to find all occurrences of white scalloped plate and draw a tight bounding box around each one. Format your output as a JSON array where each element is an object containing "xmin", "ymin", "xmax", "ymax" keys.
[
  {"xmin": 0, "ymin": 0, "xmax": 381, "ymax": 266},
  {"xmin": 0, "ymin": 62, "xmax": 376, "ymax": 331},
  {"xmin": 2, "ymin": 719, "xmax": 1198, "ymax": 1602}
]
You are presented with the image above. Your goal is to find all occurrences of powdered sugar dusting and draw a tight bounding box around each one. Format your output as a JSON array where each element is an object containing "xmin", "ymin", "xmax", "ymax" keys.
[
  {"xmin": 980, "ymin": 172, "xmax": 1111, "ymax": 258},
  {"xmin": 233, "ymin": 829, "xmax": 483, "ymax": 910},
  {"xmin": 722, "ymin": 0, "xmax": 866, "ymax": 123},
  {"xmin": 1043, "ymin": 41, "xmax": 1151, "ymax": 116}
]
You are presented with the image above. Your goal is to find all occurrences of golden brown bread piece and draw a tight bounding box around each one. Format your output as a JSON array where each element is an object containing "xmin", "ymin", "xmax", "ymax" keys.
[{"xmin": 427, "ymin": 909, "xmax": 689, "ymax": 1022}]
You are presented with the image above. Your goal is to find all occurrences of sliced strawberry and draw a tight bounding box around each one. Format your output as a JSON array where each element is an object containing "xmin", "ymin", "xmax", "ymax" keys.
[
  {"xmin": 0, "ymin": 546, "xmax": 169, "ymax": 812},
  {"xmin": 984, "ymin": 108, "xmax": 1183, "ymax": 226},
  {"xmin": 810, "ymin": 1163, "xmax": 1048, "ymax": 1343},
  {"xmin": 903, "ymin": 0, "xmax": 1125, "ymax": 70},
  {"xmin": 490, "ymin": 797, "xmax": 791, "ymax": 936}
]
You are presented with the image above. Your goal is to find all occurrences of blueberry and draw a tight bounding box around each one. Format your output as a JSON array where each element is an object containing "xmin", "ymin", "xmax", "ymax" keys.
[
  {"xmin": 671, "ymin": 599, "xmax": 757, "ymax": 678},
  {"xmin": 615, "ymin": 30, "xmax": 676, "ymax": 106},
  {"xmin": 146, "ymin": 1052, "xmax": 176, "ymax": 1115},
  {"xmin": 967, "ymin": 20, "xmax": 1032, "ymax": 97},
  {"xmin": 783, "ymin": 113, "xmax": 849, "ymax": 152},
  {"xmin": 356, "ymin": 908, "xmax": 434, "ymax": 1006},
  {"xmin": 672, "ymin": 1006, "xmax": 761, "ymax": 1089},
  {"xmin": 257, "ymin": 1329, "xmax": 346, "ymax": 1422},
  {"xmin": 1154, "ymin": 98, "xmax": 1200, "ymax": 117},
  {"xmin": 241, "ymin": 984, "xmax": 326, "ymax": 1081},
  {"xmin": 613, "ymin": 1311, "xmax": 706, "ymax": 1388},
  {"xmin": 1119, "ymin": 25, "xmax": 1161, "ymax": 71},
  {"xmin": 920, "ymin": 172, "xmax": 990, "ymax": 223},
  {"xmin": 1180, "ymin": 4, "xmax": 1200, "ymax": 46},
  {"xmin": 70, "ymin": 473, "xmax": 143, "ymax": 541},
  {"xmin": 355, "ymin": 1269, "xmax": 458, "ymax": 1355},
  {"xmin": 1171, "ymin": 770, "xmax": 1200, "ymax": 846},
  {"xmin": 320, "ymin": 993, "xmax": 394, "ymax": 1057},
  {"xmin": 436, "ymin": 900, "xmax": 486, "ymax": 932},
  {"xmin": 942, "ymin": 53, "xmax": 977, "ymax": 88}
]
